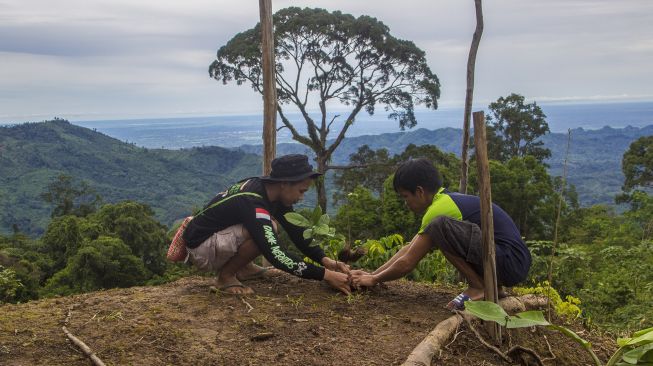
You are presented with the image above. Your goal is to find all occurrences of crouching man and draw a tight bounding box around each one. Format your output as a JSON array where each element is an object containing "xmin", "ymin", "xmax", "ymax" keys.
[
  {"xmin": 352, "ymin": 158, "xmax": 531, "ymax": 310},
  {"xmin": 183, "ymin": 154, "xmax": 351, "ymax": 295}
]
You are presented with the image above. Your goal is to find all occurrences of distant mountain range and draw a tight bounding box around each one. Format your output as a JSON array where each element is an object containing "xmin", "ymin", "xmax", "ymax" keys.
[
  {"xmin": 0, "ymin": 120, "xmax": 260, "ymax": 235},
  {"xmin": 1, "ymin": 120, "xmax": 651, "ymax": 235},
  {"xmin": 237, "ymin": 125, "xmax": 653, "ymax": 206}
]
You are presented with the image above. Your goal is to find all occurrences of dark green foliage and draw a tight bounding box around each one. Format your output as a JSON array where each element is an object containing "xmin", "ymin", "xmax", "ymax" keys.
[
  {"xmin": 484, "ymin": 93, "xmax": 551, "ymax": 163},
  {"xmin": 41, "ymin": 215, "xmax": 83, "ymax": 273},
  {"xmin": 332, "ymin": 145, "xmax": 394, "ymax": 204},
  {"xmin": 44, "ymin": 236, "xmax": 148, "ymax": 295},
  {"xmin": 472, "ymin": 156, "xmax": 557, "ymax": 239},
  {"xmin": 40, "ymin": 174, "xmax": 101, "ymax": 218},
  {"xmin": 0, "ymin": 119, "xmax": 260, "ymax": 236},
  {"xmin": 622, "ymin": 136, "xmax": 653, "ymax": 191},
  {"xmin": 380, "ymin": 175, "xmax": 419, "ymax": 240},
  {"xmin": 526, "ymin": 196, "xmax": 653, "ymax": 331},
  {"xmin": 394, "ymin": 144, "xmax": 462, "ymax": 190},
  {"xmin": 91, "ymin": 202, "xmax": 168, "ymax": 275},
  {"xmin": 333, "ymin": 143, "xmax": 461, "ymax": 200},
  {"xmin": 332, "ymin": 186, "xmax": 383, "ymax": 242}
]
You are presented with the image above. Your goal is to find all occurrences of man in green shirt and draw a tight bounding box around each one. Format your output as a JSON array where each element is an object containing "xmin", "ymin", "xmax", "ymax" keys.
[{"xmin": 352, "ymin": 159, "xmax": 531, "ymax": 310}]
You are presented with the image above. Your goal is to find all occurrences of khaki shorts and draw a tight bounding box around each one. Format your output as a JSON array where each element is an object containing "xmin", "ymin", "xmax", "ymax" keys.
[{"xmin": 187, "ymin": 224, "xmax": 248, "ymax": 273}]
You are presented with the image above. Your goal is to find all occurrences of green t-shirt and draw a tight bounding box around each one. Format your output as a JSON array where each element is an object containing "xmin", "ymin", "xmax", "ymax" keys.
[{"xmin": 418, "ymin": 187, "xmax": 463, "ymax": 234}]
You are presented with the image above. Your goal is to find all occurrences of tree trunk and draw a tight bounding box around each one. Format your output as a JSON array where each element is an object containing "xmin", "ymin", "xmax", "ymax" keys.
[
  {"xmin": 459, "ymin": 0, "xmax": 484, "ymax": 194},
  {"xmin": 315, "ymin": 153, "xmax": 328, "ymax": 212},
  {"xmin": 259, "ymin": 0, "xmax": 276, "ymax": 176}
]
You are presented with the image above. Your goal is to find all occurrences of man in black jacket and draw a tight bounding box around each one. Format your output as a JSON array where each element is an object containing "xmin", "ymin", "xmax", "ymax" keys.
[{"xmin": 183, "ymin": 154, "xmax": 351, "ymax": 295}]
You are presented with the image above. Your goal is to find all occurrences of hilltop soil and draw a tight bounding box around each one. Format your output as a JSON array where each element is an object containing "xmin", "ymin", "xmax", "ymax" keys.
[{"xmin": 0, "ymin": 275, "xmax": 614, "ymax": 365}]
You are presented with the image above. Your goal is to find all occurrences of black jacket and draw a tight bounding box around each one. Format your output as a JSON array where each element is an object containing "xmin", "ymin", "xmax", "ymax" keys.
[{"xmin": 183, "ymin": 178, "xmax": 326, "ymax": 280}]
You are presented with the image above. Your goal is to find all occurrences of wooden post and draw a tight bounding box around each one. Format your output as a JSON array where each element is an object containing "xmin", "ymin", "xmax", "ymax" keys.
[
  {"xmin": 472, "ymin": 111, "xmax": 501, "ymax": 344},
  {"xmin": 259, "ymin": 0, "xmax": 276, "ymax": 267},
  {"xmin": 459, "ymin": 0, "xmax": 484, "ymax": 195},
  {"xmin": 259, "ymin": 0, "xmax": 276, "ymax": 175}
]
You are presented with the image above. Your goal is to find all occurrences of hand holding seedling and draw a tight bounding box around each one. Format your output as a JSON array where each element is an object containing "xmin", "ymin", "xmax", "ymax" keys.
[
  {"xmin": 351, "ymin": 270, "xmax": 378, "ymax": 289},
  {"xmin": 324, "ymin": 269, "xmax": 352, "ymax": 295},
  {"xmin": 322, "ymin": 257, "xmax": 350, "ymax": 274}
]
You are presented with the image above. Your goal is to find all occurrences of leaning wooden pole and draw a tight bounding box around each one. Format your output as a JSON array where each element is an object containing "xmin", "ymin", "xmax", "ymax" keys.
[
  {"xmin": 259, "ymin": 0, "xmax": 277, "ymax": 175},
  {"xmin": 459, "ymin": 0, "xmax": 484, "ymax": 194},
  {"xmin": 259, "ymin": 0, "xmax": 276, "ymax": 267},
  {"xmin": 472, "ymin": 111, "xmax": 501, "ymax": 344}
]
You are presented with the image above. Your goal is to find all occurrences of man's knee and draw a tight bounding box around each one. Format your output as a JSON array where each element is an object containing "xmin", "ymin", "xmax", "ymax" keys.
[{"xmin": 423, "ymin": 216, "xmax": 450, "ymax": 248}]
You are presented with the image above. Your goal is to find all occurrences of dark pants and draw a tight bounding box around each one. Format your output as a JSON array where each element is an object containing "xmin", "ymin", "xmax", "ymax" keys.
[
  {"xmin": 423, "ymin": 216, "xmax": 530, "ymax": 286},
  {"xmin": 423, "ymin": 216, "xmax": 485, "ymax": 279}
]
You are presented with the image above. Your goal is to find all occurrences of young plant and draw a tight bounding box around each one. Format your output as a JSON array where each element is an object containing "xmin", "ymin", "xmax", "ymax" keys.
[
  {"xmin": 284, "ymin": 206, "xmax": 345, "ymax": 259},
  {"xmin": 465, "ymin": 301, "xmax": 653, "ymax": 366}
]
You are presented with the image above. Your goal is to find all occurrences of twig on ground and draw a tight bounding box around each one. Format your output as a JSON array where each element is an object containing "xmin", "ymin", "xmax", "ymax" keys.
[
  {"xmin": 506, "ymin": 345, "xmax": 545, "ymax": 366},
  {"xmin": 240, "ymin": 297, "xmax": 254, "ymax": 313},
  {"xmin": 62, "ymin": 306, "xmax": 107, "ymax": 366},
  {"xmin": 444, "ymin": 324, "xmax": 463, "ymax": 350},
  {"xmin": 542, "ymin": 334, "xmax": 556, "ymax": 362},
  {"xmin": 460, "ymin": 311, "xmax": 512, "ymax": 363}
]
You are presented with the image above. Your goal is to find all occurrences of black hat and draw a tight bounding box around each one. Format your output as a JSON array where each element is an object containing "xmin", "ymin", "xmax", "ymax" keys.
[{"xmin": 260, "ymin": 154, "xmax": 322, "ymax": 182}]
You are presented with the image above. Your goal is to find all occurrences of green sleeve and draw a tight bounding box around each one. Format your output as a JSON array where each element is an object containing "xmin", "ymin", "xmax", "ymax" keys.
[{"xmin": 418, "ymin": 190, "xmax": 462, "ymax": 234}]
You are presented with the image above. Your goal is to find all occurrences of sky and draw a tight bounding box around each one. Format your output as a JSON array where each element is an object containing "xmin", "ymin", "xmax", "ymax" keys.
[{"xmin": 1, "ymin": 0, "xmax": 652, "ymax": 123}]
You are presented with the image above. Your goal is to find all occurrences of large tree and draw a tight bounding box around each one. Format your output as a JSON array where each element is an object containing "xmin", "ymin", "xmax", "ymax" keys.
[
  {"xmin": 209, "ymin": 7, "xmax": 440, "ymax": 210},
  {"xmin": 622, "ymin": 135, "xmax": 653, "ymax": 192},
  {"xmin": 484, "ymin": 93, "xmax": 551, "ymax": 163}
]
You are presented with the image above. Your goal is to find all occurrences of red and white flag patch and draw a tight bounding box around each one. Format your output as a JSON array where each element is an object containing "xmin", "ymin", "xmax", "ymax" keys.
[{"xmin": 255, "ymin": 208, "xmax": 271, "ymax": 221}]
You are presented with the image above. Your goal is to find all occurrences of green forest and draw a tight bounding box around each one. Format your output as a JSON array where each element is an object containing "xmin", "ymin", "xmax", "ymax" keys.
[{"xmin": 1, "ymin": 99, "xmax": 652, "ymax": 334}]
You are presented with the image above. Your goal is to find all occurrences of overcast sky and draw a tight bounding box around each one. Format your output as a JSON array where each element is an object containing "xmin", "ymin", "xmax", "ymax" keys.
[{"xmin": 1, "ymin": 0, "xmax": 652, "ymax": 123}]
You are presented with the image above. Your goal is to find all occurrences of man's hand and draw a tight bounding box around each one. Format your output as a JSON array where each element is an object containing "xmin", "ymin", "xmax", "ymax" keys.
[
  {"xmin": 321, "ymin": 257, "xmax": 350, "ymax": 274},
  {"xmin": 323, "ymin": 269, "xmax": 352, "ymax": 295},
  {"xmin": 351, "ymin": 271, "xmax": 378, "ymax": 289}
]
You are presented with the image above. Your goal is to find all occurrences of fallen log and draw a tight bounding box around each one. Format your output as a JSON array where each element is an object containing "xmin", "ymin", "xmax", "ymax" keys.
[
  {"xmin": 402, "ymin": 295, "xmax": 549, "ymax": 366},
  {"xmin": 62, "ymin": 306, "xmax": 107, "ymax": 366}
]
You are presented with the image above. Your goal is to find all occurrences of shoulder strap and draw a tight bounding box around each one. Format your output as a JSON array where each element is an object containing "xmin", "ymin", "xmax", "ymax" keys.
[{"xmin": 195, "ymin": 192, "xmax": 262, "ymax": 218}]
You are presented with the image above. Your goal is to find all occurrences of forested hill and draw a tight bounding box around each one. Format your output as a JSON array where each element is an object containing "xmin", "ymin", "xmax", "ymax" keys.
[
  {"xmin": 0, "ymin": 120, "xmax": 260, "ymax": 235},
  {"xmin": 237, "ymin": 125, "xmax": 653, "ymax": 206}
]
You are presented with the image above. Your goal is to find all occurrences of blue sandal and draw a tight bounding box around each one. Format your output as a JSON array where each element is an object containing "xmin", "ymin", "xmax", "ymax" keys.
[{"xmin": 448, "ymin": 293, "xmax": 471, "ymax": 311}]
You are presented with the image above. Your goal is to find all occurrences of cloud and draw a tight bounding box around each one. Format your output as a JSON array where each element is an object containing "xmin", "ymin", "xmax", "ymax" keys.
[{"xmin": 0, "ymin": 0, "xmax": 652, "ymax": 123}]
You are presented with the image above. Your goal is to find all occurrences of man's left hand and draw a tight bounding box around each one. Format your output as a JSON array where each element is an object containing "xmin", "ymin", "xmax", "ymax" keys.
[{"xmin": 321, "ymin": 257, "xmax": 350, "ymax": 274}]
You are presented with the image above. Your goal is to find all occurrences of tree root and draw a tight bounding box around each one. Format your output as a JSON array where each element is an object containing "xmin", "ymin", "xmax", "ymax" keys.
[
  {"xmin": 402, "ymin": 295, "xmax": 549, "ymax": 366},
  {"xmin": 62, "ymin": 305, "xmax": 107, "ymax": 366}
]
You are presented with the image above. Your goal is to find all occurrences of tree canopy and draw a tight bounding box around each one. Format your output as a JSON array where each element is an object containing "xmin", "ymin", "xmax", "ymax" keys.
[
  {"xmin": 484, "ymin": 93, "xmax": 551, "ymax": 163},
  {"xmin": 622, "ymin": 135, "xmax": 653, "ymax": 192},
  {"xmin": 209, "ymin": 7, "xmax": 440, "ymax": 209}
]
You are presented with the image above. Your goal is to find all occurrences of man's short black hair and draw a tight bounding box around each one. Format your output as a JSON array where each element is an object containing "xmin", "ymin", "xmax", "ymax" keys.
[{"xmin": 393, "ymin": 158, "xmax": 442, "ymax": 194}]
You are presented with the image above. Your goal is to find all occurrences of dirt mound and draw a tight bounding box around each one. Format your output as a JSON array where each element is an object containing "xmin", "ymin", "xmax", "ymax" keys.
[{"xmin": 0, "ymin": 275, "xmax": 614, "ymax": 365}]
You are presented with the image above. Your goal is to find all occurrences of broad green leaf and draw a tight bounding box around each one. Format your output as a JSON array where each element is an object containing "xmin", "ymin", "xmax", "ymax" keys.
[
  {"xmin": 548, "ymin": 325, "xmax": 592, "ymax": 349},
  {"xmin": 619, "ymin": 338, "xmax": 634, "ymax": 347},
  {"xmin": 506, "ymin": 310, "xmax": 551, "ymax": 329},
  {"xmin": 622, "ymin": 343, "xmax": 653, "ymax": 364},
  {"xmin": 626, "ymin": 329, "xmax": 653, "ymax": 347},
  {"xmin": 318, "ymin": 214, "xmax": 330, "ymax": 226},
  {"xmin": 311, "ymin": 206, "xmax": 322, "ymax": 224},
  {"xmin": 285, "ymin": 212, "xmax": 311, "ymax": 228},
  {"xmin": 464, "ymin": 301, "xmax": 510, "ymax": 326},
  {"xmin": 302, "ymin": 228, "xmax": 313, "ymax": 240},
  {"xmin": 634, "ymin": 328, "xmax": 653, "ymax": 339},
  {"xmin": 314, "ymin": 224, "xmax": 330, "ymax": 236}
]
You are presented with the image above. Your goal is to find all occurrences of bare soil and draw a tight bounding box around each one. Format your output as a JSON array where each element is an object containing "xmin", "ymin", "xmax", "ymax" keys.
[{"xmin": 0, "ymin": 275, "xmax": 615, "ymax": 365}]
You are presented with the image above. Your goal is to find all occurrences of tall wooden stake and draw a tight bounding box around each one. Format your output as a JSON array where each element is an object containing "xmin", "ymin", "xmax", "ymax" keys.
[
  {"xmin": 259, "ymin": 0, "xmax": 276, "ymax": 267},
  {"xmin": 259, "ymin": 0, "xmax": 277, "ymax": 175},
  {"xmin": 472, "ymin": 111, "xmax": 501, "ymax": 344},
  {"xmin": 459, "ymin": 0, "xmax": 484, "ymax": 194}
]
